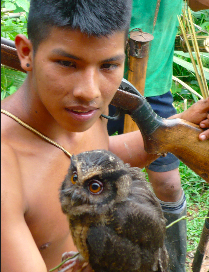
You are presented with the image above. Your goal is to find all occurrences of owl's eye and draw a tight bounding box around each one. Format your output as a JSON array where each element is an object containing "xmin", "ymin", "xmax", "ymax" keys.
[
  {"xmin": 71, "ymin": 171, "xmax": 78, "ymax": 184},
  {"xmin": 88, "ymin": 180, "xmax": 103, "ymax": 195}
]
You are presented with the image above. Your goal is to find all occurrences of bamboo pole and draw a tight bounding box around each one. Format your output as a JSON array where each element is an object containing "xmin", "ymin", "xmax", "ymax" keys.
[
  {"xmin": 187, "ymin": 8, "xmax": 209, "ymax": 98},
  {"xmin": 178, "ymin": 15, "xmax": 205, "ymax": 97}
]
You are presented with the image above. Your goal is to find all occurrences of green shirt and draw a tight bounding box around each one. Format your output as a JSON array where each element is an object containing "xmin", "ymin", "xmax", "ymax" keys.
[{"xmin": 128, "ymin": 0, "xmax": 183, "ymax": 97}]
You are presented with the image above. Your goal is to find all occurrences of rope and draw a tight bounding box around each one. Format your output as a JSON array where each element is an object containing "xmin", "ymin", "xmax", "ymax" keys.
[{"xmin": 1, "ymin": 109, "xmax": 72, "ymax": 158}]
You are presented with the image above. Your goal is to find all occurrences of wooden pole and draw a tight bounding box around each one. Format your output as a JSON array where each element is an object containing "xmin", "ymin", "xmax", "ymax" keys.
[
  {"xmin": 192, "ymin": 211, "xmax": 209, "ymax": 272},
  {"xmin": 123, "ymin": 30, "xmax": 153, "ymax": 134}
]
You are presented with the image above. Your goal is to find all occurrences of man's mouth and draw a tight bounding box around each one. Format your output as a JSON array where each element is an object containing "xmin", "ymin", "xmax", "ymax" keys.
[
  {"xmin": 65, "ymin": 106, "xmax": 99, "ymax": 122},
  {"xmin": 72, "ymin": 109, "xmax": 91, "ymax": 113}
]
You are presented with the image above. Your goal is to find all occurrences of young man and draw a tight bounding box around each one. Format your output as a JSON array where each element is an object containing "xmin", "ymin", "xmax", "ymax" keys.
[{"xmin": 1, "ymin": 1, "xmax": 209, "ymax": 271}]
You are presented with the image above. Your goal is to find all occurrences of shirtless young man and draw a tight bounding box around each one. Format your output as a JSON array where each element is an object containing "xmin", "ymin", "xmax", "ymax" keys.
[{"xmin": 1, "ymin": 1, "xmax": 209, "ymax": 272}]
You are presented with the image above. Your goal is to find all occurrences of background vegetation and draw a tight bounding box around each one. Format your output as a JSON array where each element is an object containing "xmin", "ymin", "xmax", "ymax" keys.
[{"xmin": 1, "ymin": 1, "xmax": 209, "ymax": 271}]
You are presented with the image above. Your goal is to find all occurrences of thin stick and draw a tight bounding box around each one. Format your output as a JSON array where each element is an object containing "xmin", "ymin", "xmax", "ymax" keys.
[
  {"xmin": 187, "ymin": 8, "xmax": 209, "ymax": 98},
  {"xmin": 183, "ymin": 4, "xmax": 208, "ymax": 98},
  {"xmin": 166, "ymin": 216, "xmax": 209, "ymax": 229},
  {"xmin": 166, "ymin": 216, "xmax": 187, "ymax": 229},
  {"xmin": 178, "ymin": 16, "xmax": 205, "ymax": 96},
  {"xmin": 172, "ymin": 76, "xmax": 203, "ymax": 99}
]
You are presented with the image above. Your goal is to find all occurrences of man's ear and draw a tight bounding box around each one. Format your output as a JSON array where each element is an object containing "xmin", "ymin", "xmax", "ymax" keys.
[{"xmin": 15, "ymin": 34, "xmax": 33, "ymax": 72}]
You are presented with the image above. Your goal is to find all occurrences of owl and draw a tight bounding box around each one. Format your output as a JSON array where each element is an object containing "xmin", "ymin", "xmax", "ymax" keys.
[{"xmin": 60, "ymin": 150, "xmax": 168, "ymax": 272}]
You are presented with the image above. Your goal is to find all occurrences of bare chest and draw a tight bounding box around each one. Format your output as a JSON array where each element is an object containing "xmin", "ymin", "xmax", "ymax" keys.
[
  {"xmin": 20, "ymin": 151, "xmax": 74, "ymax": 268},
  {"xmin": 21, "ymin": 134, "xmax": 108, "ymax": 266},
  {"xmin": 3, "ymin": 116, "xmax": 109, "ymax": 267}
]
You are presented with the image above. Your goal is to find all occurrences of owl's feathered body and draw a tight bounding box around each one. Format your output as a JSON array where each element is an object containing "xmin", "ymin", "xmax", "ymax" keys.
[{"xmin": 60, "ymin": 150, "xmax": 168, "ymax": 272}]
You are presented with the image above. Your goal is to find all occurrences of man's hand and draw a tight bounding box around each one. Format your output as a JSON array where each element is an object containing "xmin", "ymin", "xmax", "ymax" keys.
[
  {"xmin": 199, "ymin": 113, "xmax": 209, "ymax": 140},
  {"xmin": 59, "ymin": 252, "xmax": 93, "ymax": 272},
  {"xmin": 189, "ymin": 0, "xmax": 209, "ymax": 11},
  {"xmin": 177, "ymin": 97, "xmax": 209, "ymax": 141}
]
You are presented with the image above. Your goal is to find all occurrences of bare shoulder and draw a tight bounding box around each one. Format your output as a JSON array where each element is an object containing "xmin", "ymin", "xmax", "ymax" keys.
[
  {"xmin": 1, "ymin": 141, "xmax": 26, "ymax": 212},
  {"xmin": 1, "ymin": 108, "xmax": 22, "ymax": 144},
  {"xmin": 1, "ymin": 109, "xmax": 27, "ymax": 214}
]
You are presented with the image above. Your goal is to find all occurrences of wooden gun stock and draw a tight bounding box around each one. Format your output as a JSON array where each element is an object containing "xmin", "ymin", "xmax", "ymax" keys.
[
  {"xmin": 1, "ymin": 37, "xmax": 26, "ymax": 73},
  {"xmin": 1, "ymin": 38, "xmax": 209, "ymax": 182},
  {"xmin": 111, "ymin": 89, "xmax": 209, "ymax": 182},
  {"xmin": 118, "ymin": 30, "xmax": 209, "ymax": 182}
]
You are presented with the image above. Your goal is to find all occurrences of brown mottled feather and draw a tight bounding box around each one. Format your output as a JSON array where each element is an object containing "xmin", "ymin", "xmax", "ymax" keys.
[{"xmin": 60, "ymin": 149, "xmax": 168, "ymax": 272}]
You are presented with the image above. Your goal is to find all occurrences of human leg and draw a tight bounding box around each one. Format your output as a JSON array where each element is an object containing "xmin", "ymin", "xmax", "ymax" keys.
[
  {"xmin": 146, "ymin": 92, "xmax": 186, "ymax": 272},
  {"xmin": 147, "ymin": 168, "xmax": 187, "ymax": 272}
]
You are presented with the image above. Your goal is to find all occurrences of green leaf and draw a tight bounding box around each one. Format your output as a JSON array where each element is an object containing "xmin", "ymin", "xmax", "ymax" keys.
[
  {"xmin": 173, "ymin": 56, "xmax": 209, "ymax": 80},
  {"xmin": 191, "ymin": 93, "xmax": 199, "ymax": 103},
  {"xmin": 16, "ymin": 0, "xmax": 30, "ymax": 12},
  {"xmin": 1, "ymin": 91, "xmax": 7, "ymax": 101},
  {"xmin": 174, "ymin": 51, "xmax": 209, "ymax": 59},
  {"xmin": 9, "ymin": 86, "xmax": 17, "ymax": 95},
  {"xmin": 4, "ymin": 2, "xmax": 16, "ymax": 10},
  {"xmin": 171, "ymin": 81, "xmax": 182, "ymax": 94}
]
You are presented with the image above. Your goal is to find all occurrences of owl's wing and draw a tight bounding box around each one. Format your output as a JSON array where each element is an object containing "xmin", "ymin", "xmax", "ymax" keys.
[
  {"xmin": 86, "ymin": 223, "xmax": 168, "ymax": 272},
  {"xmin": 86, "ymin": 225, "xmax": 143, "ymax": 272},
  {"xmin": 110, "ymin": 187, "xmax": 168, "ymax": 271}
]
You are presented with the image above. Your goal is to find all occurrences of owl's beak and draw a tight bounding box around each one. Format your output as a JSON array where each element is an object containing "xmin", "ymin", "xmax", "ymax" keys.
[{"xmin": 71, "ymin": 190, "xmax": 82, "ymax": 207}]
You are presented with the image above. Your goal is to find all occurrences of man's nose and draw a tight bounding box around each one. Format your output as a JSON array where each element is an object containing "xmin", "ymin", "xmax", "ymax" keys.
[{"xmin": 73, "ymin": 68, "xmax": 100, "ymax": 102}]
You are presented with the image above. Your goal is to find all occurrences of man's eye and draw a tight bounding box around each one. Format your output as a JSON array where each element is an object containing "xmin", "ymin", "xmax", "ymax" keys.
[
  {"xmin": 57, "ymin": 60, "xmax": 76, "ymax": 68},
  {"xmin": 100, "ymin": 63, "xmax": 118, "ymax": 71}
]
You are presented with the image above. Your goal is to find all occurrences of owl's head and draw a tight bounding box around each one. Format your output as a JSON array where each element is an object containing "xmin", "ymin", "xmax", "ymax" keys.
[{"xmin": 60, "ymin": 150, "xmax": 133, "ymax": 217}]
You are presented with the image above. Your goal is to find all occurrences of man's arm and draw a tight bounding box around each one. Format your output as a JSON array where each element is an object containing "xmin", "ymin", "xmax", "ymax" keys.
[
  {"xmin": 188, "ymin": 0, "xmax": 209, "ymax": 11},
  {"xmin": 109, "ymin": 130, "xmax": 158, "ymax": 168},
  {"xmin": 1, "ymin": 143, "xmax": 47, "ymax": 272},
  {"xmin": 109, "ymin": 98, "xmax": 209, "ymax": 168}
]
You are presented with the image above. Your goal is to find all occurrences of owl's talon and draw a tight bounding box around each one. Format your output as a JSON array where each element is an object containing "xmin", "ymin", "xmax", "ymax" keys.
[
  {"xmin": 59, "ymin": 260, "xmax": 76, "ymax": 272},
  {"xmin": 59, "ymin": 252, "xmax": 91, "ymax": 272},
  {"xmin": 62, "ymin": 251, "xmax": 79, "ymax": 261}
]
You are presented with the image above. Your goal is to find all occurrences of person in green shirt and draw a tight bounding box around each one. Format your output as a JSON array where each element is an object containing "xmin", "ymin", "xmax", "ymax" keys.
[{"xmin": 108, "ymin": 1, "xmax": 209, "ymax": 271}]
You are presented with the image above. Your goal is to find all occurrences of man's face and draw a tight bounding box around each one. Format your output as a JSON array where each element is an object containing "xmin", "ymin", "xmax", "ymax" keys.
[{"xmin": 31, "ymin": 28, "xmax": 126, "ymax": 132}]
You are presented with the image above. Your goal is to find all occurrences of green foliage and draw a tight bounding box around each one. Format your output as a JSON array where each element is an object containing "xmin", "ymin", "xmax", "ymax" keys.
[
  {"xmin": 177, "ymin": 9, "xmax": 209, "ymax": 34},
  {"xmin": 1, "ymin": 0, "xmax": 29, "ymax": 40},
  {"xmin": 172, "ymin": 51, "xmax": 209, "ymax": 101},
  {"xmin": 191, "ymin": 9, "xmax": 209, "ymax": 32},
  {"xmin": 172, "ymin": 9, "xmax": 209, "ymax": 102},
  {"xmin": 179, "ymin": 161, "xmax": 209, "ymax": 252},
  {"xmin": 1, "ymin": 0, "xmax": 29, "ymax": 99},
  {"xmin": 1, "ymin": 66, "xmax": 27, "ymax": 99}
]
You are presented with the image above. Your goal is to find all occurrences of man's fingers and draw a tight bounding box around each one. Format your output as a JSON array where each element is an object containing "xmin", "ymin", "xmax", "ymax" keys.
[
  {"xmin": 200, "ymin": 116, "xmax": 209, "ymax": 128},
  {"xmin": 199, "ymin": 130, "xmax": 209, "ymax": 141}
]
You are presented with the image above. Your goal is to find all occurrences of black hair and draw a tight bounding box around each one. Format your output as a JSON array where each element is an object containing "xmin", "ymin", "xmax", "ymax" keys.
[{"xmin": 27, "ymin": 0, "xmax": 132, "ymax": 51}]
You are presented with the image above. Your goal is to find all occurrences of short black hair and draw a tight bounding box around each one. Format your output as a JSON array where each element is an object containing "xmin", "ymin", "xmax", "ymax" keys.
[{"xmin": 27, "ymin": 0, "xmax": 132, "ymax": 51}]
